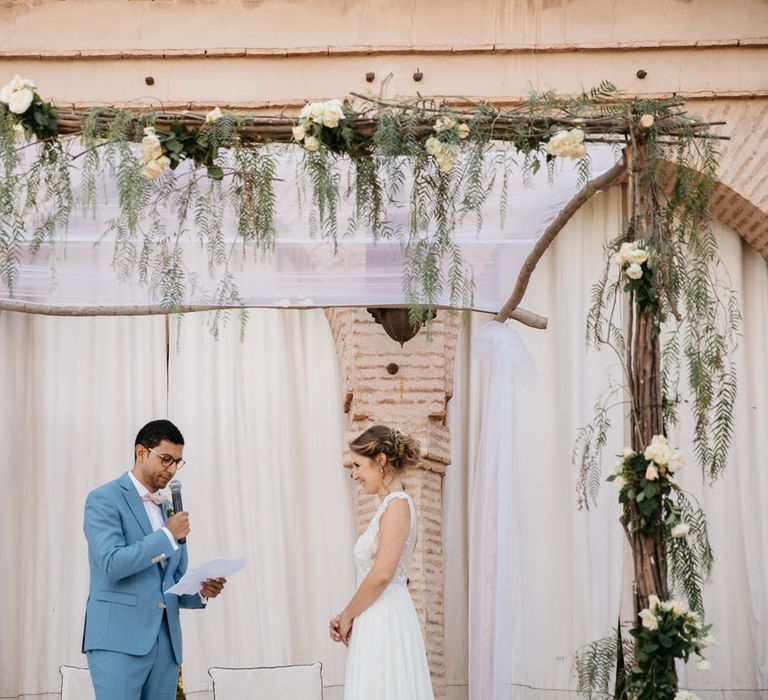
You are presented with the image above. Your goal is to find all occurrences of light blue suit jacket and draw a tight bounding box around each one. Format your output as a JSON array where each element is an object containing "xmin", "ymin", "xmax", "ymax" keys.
[{"xmin": 82, "ymin": 472, "xmax": 204, "ymax": 663}]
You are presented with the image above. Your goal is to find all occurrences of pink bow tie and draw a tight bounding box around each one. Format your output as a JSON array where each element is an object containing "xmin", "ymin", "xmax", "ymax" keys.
[{"xmin": 141, "ymin": 491, "xmax": 166, "ymax": 506}]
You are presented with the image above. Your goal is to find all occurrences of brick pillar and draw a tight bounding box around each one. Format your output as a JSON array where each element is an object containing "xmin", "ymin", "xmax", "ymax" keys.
[{"xmin": 325, "ymin": 308, "xmax": 460, "ymax": 700}]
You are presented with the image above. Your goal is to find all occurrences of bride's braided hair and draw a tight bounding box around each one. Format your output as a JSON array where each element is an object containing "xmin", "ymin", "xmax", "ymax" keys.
[{"xmin": 349, "ymin": 424, "xmax": 420, "ymax": 471}]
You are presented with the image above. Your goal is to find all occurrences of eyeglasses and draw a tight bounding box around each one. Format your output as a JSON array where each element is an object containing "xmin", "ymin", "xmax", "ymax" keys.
[{"xmin": 145, "ymin": 445, "xmax": 185, "ymax": 471}]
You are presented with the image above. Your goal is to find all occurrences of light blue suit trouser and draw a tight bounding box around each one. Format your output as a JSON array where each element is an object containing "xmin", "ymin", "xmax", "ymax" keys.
[{"xmin": 87, "ymin": 615, "xmax": 178, "ymax": 700}]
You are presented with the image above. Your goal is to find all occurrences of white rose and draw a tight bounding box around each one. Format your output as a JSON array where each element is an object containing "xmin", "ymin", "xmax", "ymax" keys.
[
  {"xmin": 546, "ymin": 130, "xmax": 571, "ymax": 157},
  {"xmin": 8, "ymin": 88, "xmax": 34, "ymax": 114},
  {"xmin": 308, "ymin": 102, "xmax": 326, "ymax": 125},
  {"xmin": 322, "ymin": 108, "xmax": 342, "ymax": 128},
  {"xmin": 648, "ymin": 594, "xmax": 661, "ymax": 610},
  {"xmin": 299, "ymin": 103, "xmax": 312, "ymax": 120},
  {"xmin": 0, "ymin": 82, "xmax": 13, "ymax": 104},
  {"xmin": 686, "ymin": 611, "xmax": 702, "ymax": 627},
  {"xmin": 614, "ymin": 242, "xmax": 634, "ymax": 266},
  {"xmin": 671, "ymin": 522, "xmax": 690, "ymax": 538},
  {"xmin": 614, "ymin": 476, "xmax": 627, "ymax": 489},
  {"xmin": 625, "ymin": 263, "xmax": 643, "ymax": 280},
  {"xmin": 640, "ymin": 114, "xmax": 655, "ymax": 129},
  {"xmin": 622, "ymin": 447, "xmax": 635, "ymax": 458},
  {"xmin": 12, "ymin": 123, "xmax": 25, "ymax": 140},
  {"xmin": 698, "ymin": 634, "xmax": 717, "ymax": 648},
  {"xmin": 303, "ymin": 135, "xmax": 320, "ymax": 152},
  {"xmin": 141, "ymin": 160, "xmax": 164, "ymax": 180},
  {"xmin": 639, "ymin": 609, "xmax": 658, "ymax": 630},
  {"xmin": 568, "ymin": 128, "xmax": 585, "ymax": 143},
  {"xmin": 141, "ymin": 134, "xmax": 163, "ymax": 163},
  {"xmin": 697, "ymin": 659, "xmax": 711, "ymax": 671},
  {"xmin": 671, "ymin": 599, "xmax": 686, "ymax": 617},
  {"xmin": 425, "ymin": 136, "xmax": 443, "ymax": 157},
  {"xmin": 205, "ymin": 107, "xmax": 223, "ymax": 124},
  {"xmin": 570, "ymin": 143, "xmax": 587, "ymax": 159},
  {"xmin": 650, "ymin": 434, "xmax": 668, "ymax": 446},
  {"xmin": 629, "ymin": 247, "xmax": 648, "ymax": 265},
  {"xmin": 667, "ymin": 449, "xmax": 685, "ymax": 473},
  {"xmin": 292, "ymin": 125, "xmax": 306, "ymax": 141},
  {"xmin": 457, "ymin": 123, "xmax": 470, "ymax": 139},
  {"xmin": 434, "ymin": 116, "xmax": 457, "ymax": 133}
]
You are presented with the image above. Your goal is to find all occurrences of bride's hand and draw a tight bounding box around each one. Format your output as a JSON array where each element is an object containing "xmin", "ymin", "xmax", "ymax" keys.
[
  {"xmin": 329, "ymin": 615, "xmax": 343, "ymax": 643},
  {"xmin": 338, "ymin": 613, "xmax": 353, "ymax": 647}
]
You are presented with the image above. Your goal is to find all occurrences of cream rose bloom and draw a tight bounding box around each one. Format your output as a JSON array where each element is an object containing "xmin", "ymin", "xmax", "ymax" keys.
[
  {"xmin": 628, "ymin": 247, "xmax": 648, "ymax": 265},
  {"xmin": 639, "ymin": 609, "xmax": 659, "ymax": 630},
  {"xmin": 648, "ymin": 594, "xmax": 661, "ymax": 610},
  {"xmin": 292, "ymin": 125, "xmax": 306, "ymax": 141},
  {"xmin": 141, "ymin": 134, "xmax": 163, "ymax": 163},
  {"xmin": 303, "ymin": 135, "xmax": 320, "ymax": 152},
  {"xmin": 625, "ymin": 262, "xmax": 644, "ymax": 280},
  {"xmin": 8, "ymin": 88, "xmax": 34, "ymax": 115},
  {"xmin": 457, "ymin": 123, "xmax": 470, "ymax": 139},
  {"xmin": 622, "ymin": 446, "xmax": 635, "ymax": 457},
  {"xmin": 425, "ymin": 136, "xmax": 442, "ymax": 157},
  {"xmin": 321, "ymin": 100, "xmax": 345, "ymax": 128},
  {"xmin": 0, "ymin": 75, "xmax": 34, "ymax": 104},
  {"xmin": 434, "ymin": 116, "xmax": 457, "ymax": 133},
  {"xmin": 699, "ymin": 633, "xmax": 717, "ymax": 648},
  {"xmin": 640, "ymin": 114, "xmax": 655, "ymax": 129},
  {"xmin": 645, "ymin": 464, "xmax": 659, "ymax": 481},
  {"xmin": 141, "ymin": 155, "xmax": 171, "ymax": 180},
  {"xmin": 614, "ymin": 242, "xmax": 635, "ymax": 266},
  {"xmin": 671, "ymin": 522, "xmax": 690, "ymax": 538},
  {"xmin": 671, "ymin": 599, "xmax": 686, "ymax": 617},
  {"xmin": 12, "ymin": 123, "xmax": 25, "ymax": 140},
  {"xmin": 205, "ymin": 107, "xmax": 223, "ymax": 124},
  {"xmin": 667, "ymin": 449, "xmax": 685, "ymax": 473}
]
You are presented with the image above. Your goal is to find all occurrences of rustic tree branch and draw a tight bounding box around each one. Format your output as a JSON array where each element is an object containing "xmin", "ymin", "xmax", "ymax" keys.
[{"xmin": 493, "ymin": 155, "xmax": 628, "ymax": 324}]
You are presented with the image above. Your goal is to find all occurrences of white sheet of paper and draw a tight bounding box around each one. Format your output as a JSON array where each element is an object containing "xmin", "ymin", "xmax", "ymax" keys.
[{"xmin": 165, "ymin": 556, "xmax": 247, "ymax": 595}]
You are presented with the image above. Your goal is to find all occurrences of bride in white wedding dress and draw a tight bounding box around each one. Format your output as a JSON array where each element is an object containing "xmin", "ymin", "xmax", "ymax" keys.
[{"xmin": 330, "ymin": 425, "xmax": 435, "ymax": 700}]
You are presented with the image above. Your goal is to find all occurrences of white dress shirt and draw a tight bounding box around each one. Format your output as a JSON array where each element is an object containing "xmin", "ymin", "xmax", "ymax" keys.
[{"xmin": 127, "ymin": 471, "xmax": 178, "ymax": 555}]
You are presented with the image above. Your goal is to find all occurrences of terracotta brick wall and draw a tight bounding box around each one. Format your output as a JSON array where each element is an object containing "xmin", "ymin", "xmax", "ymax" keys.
[{"xmin": 325, "ymin": 308, "xmax": 461, "ymax": 700}]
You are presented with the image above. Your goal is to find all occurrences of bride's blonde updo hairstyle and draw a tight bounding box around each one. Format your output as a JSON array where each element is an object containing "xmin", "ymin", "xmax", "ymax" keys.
[{"xmin": 349, "ymin": 425, "xmax": 421, "ymax": 475}]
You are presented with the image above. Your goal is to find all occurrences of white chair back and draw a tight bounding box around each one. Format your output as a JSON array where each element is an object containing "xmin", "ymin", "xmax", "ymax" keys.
[
  {"xmin": 209, "ymin": 662, "xmax": 323, "ymax": 700},
  {"xmin": 59, "ymin": 666, "xmax": 96, "ymax": 700}
]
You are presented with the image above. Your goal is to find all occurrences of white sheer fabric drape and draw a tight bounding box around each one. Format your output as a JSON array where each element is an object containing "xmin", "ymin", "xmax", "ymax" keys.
[
  {"xmin": 446, "ymin": 187, "xmax": 627, "ymax": 700},
  {"xmin": 2, "ymin": 146, "xmax": 620, "ymax": 313}
]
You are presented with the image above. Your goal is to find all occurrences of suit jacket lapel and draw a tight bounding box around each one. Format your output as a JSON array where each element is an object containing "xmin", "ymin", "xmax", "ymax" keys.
[{"xmin": 118, "ymin": 472, "xmax": 153, "ymax": 537}]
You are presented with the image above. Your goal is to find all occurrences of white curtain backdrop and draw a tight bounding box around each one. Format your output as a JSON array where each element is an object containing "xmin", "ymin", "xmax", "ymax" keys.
[
  {"xmin": 1, "ymin": 213, "xmax": 767, "ymax": 700},
  {"xmin": 0, "ymin": 313, "xmax": 167, "ymax": 700},
  {"xmin": 166, "ymin": 310, "xmax": 354, "ymax": 700},
  {"xmin": 0, "ymin": 309, "xmax": 354, "ymax": 700}
]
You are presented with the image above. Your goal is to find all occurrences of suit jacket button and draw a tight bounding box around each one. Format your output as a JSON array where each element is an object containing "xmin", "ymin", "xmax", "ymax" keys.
[{"xmin": 158, "ymin": 602, "xmax": 166, "ymax": 609}]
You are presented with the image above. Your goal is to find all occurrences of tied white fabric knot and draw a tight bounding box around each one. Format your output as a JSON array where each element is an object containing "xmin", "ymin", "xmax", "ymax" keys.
[{"xmin": 141, "ymin": 491, "xmax": 166, "ymax": 506}]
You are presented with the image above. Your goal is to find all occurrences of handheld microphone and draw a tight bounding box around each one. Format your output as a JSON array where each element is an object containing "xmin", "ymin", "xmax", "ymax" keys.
[{"xmin": 169, "ymin": 480, "xmax": 186, "ymax": 544}]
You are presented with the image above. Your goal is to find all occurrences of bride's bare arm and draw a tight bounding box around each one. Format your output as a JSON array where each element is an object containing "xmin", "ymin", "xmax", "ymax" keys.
[{"xmin": 335, "ymin": 499, "xmax": 410, "ymax": 642}]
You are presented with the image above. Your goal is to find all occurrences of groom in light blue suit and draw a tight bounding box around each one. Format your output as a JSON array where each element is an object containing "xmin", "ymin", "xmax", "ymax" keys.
[{"xmin": 83, "ymin": 419, "xmax": 226, "ymax": 700}]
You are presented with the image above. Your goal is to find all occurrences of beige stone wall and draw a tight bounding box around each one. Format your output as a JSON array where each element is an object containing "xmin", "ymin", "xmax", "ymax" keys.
[{"xmin": 1, "ymin": 0, "xmax": 766, "ymax": 256}]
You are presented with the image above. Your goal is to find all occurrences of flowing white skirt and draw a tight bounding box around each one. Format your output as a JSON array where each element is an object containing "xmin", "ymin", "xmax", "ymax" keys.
[{"xmin": 344, "ymin": 582, "xmax": 435, "ymax": 699}]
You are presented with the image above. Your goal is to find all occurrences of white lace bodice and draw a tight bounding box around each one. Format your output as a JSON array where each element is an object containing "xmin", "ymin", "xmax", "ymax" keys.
[{"xmin": 353, "ymin": 491, "xmax": 417, "ymax": 586}]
